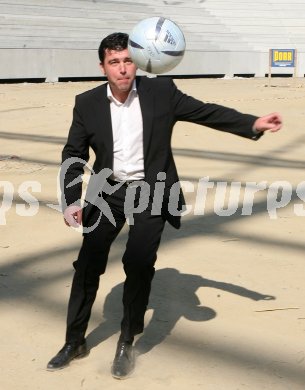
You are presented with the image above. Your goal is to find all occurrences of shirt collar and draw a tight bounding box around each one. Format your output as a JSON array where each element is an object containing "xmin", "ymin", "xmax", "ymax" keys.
[{"xmin": 107, "ymin": 80, "xmax": 137, "ymax": 105}]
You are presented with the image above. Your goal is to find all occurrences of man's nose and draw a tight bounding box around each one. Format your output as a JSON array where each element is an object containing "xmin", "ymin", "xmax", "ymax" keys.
[{"xmin": 119, "ymin": 62, "xmax": 126, "ymax": 73}]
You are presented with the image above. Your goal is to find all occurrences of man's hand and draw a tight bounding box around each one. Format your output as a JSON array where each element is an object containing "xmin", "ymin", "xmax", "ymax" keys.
[
  {"xmin": 254, "ymin": 112, "xmax": 283, "ymax": 133},
  {"xmin": 63, "ymin": 205, "xmax": 82, "ymax": 227}
]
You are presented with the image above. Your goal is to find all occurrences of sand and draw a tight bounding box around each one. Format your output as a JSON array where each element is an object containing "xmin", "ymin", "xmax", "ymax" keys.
[{"xmin": 1, "ymin": 77, "xmax": 305, "ymax": 390}]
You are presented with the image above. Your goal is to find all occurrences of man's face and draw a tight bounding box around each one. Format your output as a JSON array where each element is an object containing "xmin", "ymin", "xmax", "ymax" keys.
[{"xmin": 100, "ymin": 48, "xmax": 137, "ymax": 102}]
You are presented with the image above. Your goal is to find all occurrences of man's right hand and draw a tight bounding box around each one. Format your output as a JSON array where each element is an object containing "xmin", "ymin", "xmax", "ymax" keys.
[{"xmin": 63, "ymin": 205, "xmax": 83, "ymax": 227}]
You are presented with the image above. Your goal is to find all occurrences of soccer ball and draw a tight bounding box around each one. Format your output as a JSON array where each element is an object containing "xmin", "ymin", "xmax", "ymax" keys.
[{"xmin": 128, "ymin": 17, "xmax": 186, "ymax": 74}]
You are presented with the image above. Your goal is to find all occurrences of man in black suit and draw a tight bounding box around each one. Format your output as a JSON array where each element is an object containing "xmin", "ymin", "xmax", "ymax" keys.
[{"xmin": 47, "ymin": 32, "xmax": 282, "ymax": 378}]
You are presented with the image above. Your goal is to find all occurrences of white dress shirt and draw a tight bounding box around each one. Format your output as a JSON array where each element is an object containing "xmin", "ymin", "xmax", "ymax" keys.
[{"xmin": 107, "ymin": 81, "xmax": 145, "ymax": 181}]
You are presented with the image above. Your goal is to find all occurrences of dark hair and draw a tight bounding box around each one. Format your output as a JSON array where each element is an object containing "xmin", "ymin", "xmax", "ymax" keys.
[{"xmin": 98, "ymin": 32, "xmax": 129, "ymax": 63}]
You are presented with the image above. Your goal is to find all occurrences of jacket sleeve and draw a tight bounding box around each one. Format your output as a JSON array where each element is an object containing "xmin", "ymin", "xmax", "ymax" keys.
[
  {"xmin": 60, "ymin": 96, "xmax": 90, "ymax": 210},
  {"xmin": 169, "ymin": 79, "xmax": 262, "ymax": 141}
]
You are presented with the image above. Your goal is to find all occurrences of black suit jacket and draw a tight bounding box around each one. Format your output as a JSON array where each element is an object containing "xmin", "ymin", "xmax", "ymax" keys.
[{"xmin": 61, "ymin": 76, "xmax": 260, "ymax": 228}]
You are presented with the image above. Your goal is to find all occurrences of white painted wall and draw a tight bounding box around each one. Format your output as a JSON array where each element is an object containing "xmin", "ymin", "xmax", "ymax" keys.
[{"xmin": 1, "ymin": 0, "xmax": 304, "ymax": 81}]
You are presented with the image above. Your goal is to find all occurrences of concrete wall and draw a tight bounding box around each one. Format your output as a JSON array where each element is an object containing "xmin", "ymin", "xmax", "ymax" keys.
[{"xmin": 1, "ymin": 0, "xmax": 305, "ymax": 81}]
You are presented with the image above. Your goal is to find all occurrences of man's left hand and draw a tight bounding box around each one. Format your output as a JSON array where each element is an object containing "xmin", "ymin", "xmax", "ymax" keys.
[{"xmin": 254, "ymin": 112, "xmax": 283, "ymax": 133}]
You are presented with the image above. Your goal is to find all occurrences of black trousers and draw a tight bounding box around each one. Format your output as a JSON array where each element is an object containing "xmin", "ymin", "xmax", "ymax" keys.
[{"xmin": 65, "ymin": 183, "xmax": 166, "ymax": 344}]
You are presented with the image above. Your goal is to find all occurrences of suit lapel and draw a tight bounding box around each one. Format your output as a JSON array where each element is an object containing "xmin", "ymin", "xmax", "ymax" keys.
[
  {"xmin": 137, "ymin": 77, "xmax": 154, "ymax": 159},
  {"xmin": 92, "ymin": 84, "xmax": 113, "ymax": 167}
]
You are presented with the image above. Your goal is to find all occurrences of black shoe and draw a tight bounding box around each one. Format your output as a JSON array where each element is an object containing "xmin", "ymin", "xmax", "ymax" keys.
[
  {"xmin": 111, "ymin": 341, "xmax": 135, "ymax": 379},
  {"xmin": 47, "ymin": 341, "xmax": 89, "ymax": 371}
]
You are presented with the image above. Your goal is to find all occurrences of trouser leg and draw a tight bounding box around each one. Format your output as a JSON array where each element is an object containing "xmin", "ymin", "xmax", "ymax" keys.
[
  {"xmin": 120, "ymin": 211, "xmax": 166, "ymax": 342},
  {"xmin": 65, "ymin": 206, "xmax": 125, "ymax": 344}
]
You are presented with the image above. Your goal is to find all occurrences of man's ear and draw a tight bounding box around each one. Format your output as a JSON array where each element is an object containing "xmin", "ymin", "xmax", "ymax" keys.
[{"xmin": 99, "ymin": 63, "xmax": 106, "ymax": 76}]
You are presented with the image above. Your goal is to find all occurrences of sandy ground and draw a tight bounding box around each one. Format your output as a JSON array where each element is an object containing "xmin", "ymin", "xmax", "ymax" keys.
[{"xmin": 1, "ymin": 77, "xmax": 305, "ymax": 390}]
